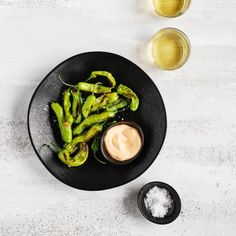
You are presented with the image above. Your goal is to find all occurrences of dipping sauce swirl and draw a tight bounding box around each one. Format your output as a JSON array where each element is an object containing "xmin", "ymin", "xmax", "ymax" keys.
[{"xmin": 104, "ymin": 124, "xmax": 142, "ymax": 161}]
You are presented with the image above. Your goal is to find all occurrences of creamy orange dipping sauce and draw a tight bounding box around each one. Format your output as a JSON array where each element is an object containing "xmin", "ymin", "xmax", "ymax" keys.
[{"xmin": 104, "ymin": 124, "xmax": 142, "ymax": 161}]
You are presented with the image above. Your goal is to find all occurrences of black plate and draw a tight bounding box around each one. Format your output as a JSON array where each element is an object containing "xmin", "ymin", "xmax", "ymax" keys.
[
  {"xmin": 137, "ymin": 182, "xmax": 181, "ymax": 224},
  {"xmin": 27, "ymin": 51, "xmax": 167, "ymax": 190}
]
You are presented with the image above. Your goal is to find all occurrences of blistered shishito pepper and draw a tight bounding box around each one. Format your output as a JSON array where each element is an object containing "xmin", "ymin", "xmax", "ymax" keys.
[
  {"xmin": 58, "ymin": 142, "xmax": 89, "ymax": 167},
  {"xmin": 82, "ymin": 94, "xmax": 96, "ymax": 118},
  {"xmin": 78, "ymin": 82, "xmax": 111, "ymax": 94},
  {"xmin": 91, "ymin": 136, "xmax": 106, "ymax": 164},
  {"xmin": 71, "ymin": 88, "xmax": 82, "ymax": 124},
  {"xmin": 51, "ymin": 102, "xmax": 72, "ymax": 143},
  {"xmin": 73, "ymin": 111, "xmax": 115, "ymax": 135},
  {"xmin": 87, "ymin": 71, "xmax": 116, "ymax": 87},
  {"xmin": 65, "ymin": 123, "xmax": 104, "ymax": 154},
  {"xmin": 91, "ymin": 92, "xmax": 119, "ymax": 113},
  {"xmin": 117, "ymin": 84, "xmax": 139, "ymax": 111},
  {"xmin": 106, "ymin": 98, "xmax": 129, "ymax": 112},
  {"xmin": 63, "ymin": 89, "xmax": 73, "ymax": 124}
]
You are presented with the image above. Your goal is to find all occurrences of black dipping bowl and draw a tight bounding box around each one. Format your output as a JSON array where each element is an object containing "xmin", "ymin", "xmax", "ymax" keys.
[
  {"xmin": 101, "ymin": 121, "xmax": 144, "ymax": 165},
  {"xmin": 137, "ymin": 182, "xmax": 181, "ymax": 224}
]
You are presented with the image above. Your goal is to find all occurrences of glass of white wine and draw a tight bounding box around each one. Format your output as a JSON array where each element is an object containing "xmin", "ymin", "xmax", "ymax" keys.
[
  {"xmin": 152, "ymin": 0, "xmax": 191, "ymax": 18},
  {"xmin": 149, "ymin": 28, "xmax": 191, "ymax": 70}
]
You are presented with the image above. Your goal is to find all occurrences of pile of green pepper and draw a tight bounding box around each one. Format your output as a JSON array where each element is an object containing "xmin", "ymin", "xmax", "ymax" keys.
[{"xmin": 51, "ymin": 71, "xmax": 139, "ymax": 167}]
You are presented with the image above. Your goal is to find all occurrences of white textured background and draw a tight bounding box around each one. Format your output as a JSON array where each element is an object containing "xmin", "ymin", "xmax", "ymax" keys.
[{"xmin": 0, "ymin": 0, "xmax": 236, "ymax": 235}]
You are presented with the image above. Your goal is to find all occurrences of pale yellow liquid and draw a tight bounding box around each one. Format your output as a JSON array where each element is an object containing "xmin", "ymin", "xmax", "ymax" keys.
[
  {"xmin": 153, "ymin": 0, "xmax": 188, "ymax": 17},
  {"xmin": 150, "ymin": 28, "xmax": 190, "ymax": 70},
  {"xmin": 153, "ymin": 34, "xmax": 182, "ymax": 69}
]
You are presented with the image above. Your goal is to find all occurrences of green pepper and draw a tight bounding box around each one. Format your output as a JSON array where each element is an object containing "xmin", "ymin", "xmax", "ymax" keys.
[
  {"xmin": 78, "ymin": 82, "xmax": 111, "ymax": 94},
  {"xmin": 82, "ymin": 94, "xmax": 96, "ymax": 118},
  {"xmin": 63, "ymin": 89, "xmax": 73, "ymax": 124},
  {"xmin": 117, "ymin": 84, "xmax": 139, "ymax": 111},
  {"xmin": 91, "ymin": 136, "xmax": 106, "ymax": 164},
  {"xmin": 58, "ymin": 142, "xmax": 89, "ymax": 167},
  {"xmin": 71, "ymin": 88, "xmax": 82, "ymax": 124},
  {"xmin": 74, "ymin": 114, "xmax": 82, "ymax": 124},
  {"xmin": 106, "ymin": 98, "xmax": 129, "ymax": 112},
  {"xmin": 65, "ymin": 123, "xmax": 104, "ymax": 153},
  {"xmin": 91, "ymin": 92, "xmax": 119, "ymax": 113},
  {"xmin": 87, "ymin": 71, "xmax": 116, "ymax": 87},
  {"xmin": 51, "ymin": 102, "xmax": 72, "ymax": 143},
  {"xmin": 73, "ymin": 111, "xmax": 115, "ymax": 135}
]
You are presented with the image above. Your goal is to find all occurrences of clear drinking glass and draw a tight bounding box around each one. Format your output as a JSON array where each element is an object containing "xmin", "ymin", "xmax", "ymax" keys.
[
  {"xmin": 152, "ymin": 0, "xmax": 191, "ymax": 18},
  {"xmin": 148, "ymin": 28, "xmax": 191, "ymax": 70}
]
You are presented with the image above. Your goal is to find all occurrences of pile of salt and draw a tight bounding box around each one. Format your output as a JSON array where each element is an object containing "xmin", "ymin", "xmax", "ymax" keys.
[{"xmin": 144, "ymin": 186, "xmax": 173, "ymax": 218}]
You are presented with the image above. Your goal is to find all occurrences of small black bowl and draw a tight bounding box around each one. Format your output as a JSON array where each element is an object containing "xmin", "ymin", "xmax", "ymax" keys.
[
  {"xmin": 137, "ymin": 182, "xmax": 181, "ymax": 224},
  {"xmin": 101, "ymin": 121, "xmax": 144, "ymax": 165}
]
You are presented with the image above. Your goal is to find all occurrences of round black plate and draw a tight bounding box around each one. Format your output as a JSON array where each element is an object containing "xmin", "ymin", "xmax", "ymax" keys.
[
  {"xmin": 27, "ymin": 51, "xmax": 167, "ymax": 190},
  {"xmin": 137, "ymin": 182, "xmax": 181, "ymax": 224}
]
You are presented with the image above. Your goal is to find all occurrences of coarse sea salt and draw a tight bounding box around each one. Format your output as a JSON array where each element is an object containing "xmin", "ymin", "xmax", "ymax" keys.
[{"xmin": 144, "ymin": 186, "xmax": 173, "ymax": 218}]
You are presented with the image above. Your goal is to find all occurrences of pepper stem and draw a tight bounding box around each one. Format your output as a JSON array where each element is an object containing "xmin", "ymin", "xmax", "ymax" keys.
[
  {"xmin": 58, "ymin": 75, "xmax": 76, "ymax": 88},
  {"xmin": 40, "ymin": 143, "xmax": 61, "ymax": 154}
]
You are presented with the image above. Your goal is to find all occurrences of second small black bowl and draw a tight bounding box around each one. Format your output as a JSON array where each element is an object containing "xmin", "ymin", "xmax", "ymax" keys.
[
  {"xmin": 101, "ymin": 121, "xmax": 144, "ymax": 165},
  {"xmin": 137, "ymin": 182, "xmax": 181, "ymax": 224}
]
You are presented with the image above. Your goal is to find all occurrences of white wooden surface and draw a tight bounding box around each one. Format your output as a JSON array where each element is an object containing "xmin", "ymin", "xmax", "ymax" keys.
[{"xmin": 0, "ymin": 0, "xmax": 236, "ymax": 235}]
